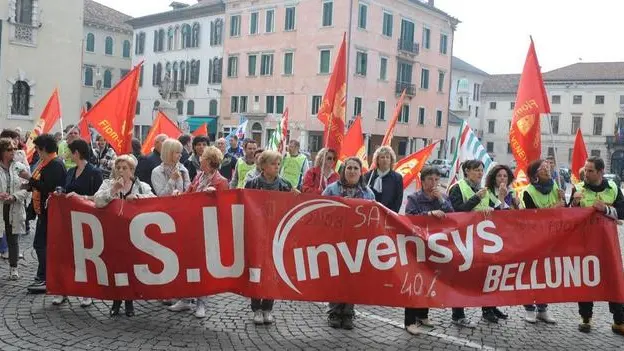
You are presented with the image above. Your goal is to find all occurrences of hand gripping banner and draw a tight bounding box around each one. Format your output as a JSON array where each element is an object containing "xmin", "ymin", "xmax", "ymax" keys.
[{"xmin": 47, "ymin": 191, "xmax": 624, "ymax": 306}]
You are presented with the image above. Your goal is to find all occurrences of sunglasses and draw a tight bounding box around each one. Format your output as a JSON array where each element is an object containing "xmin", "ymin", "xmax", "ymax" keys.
[
  {"xmin": 5, "ymin": 148, "xmax": 16, "ymax": 152},
  {"xmin": 326, "ymin": 156, "xmax": 335, "ymax": 161}
]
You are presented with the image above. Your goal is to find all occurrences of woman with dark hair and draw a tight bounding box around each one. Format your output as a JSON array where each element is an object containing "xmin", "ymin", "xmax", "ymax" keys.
[
  {"xmin": 18, "ymin": 134, "xmax": 67, "ymax": 293},
  {"xmin": 521, "ymin": 159, "xmax": 564, "ymax": 324},
  {"xmin": 93, "ymin": 135, "xmax": 116, "ymax": 179},
  {"xmin": 322, "ymin": 157, "xmax": 375, "ymax": 330},
  {"xmin": 0, "ymin": 129, "xmax": 28, "ymax": 168},
  {"xmin": 485, "ymin": 164, "xmax": 520, "ymax": 209},
  {"xmin": 51, "ymin": 139, "xmax": 104, "ymax": 307}
]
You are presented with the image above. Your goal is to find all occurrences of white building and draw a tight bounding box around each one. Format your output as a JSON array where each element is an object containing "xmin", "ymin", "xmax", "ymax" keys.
[
  {"xmin": 0, "ymin": 0, "xmax": 83, "ymax": 130},
  {"xmin": 128, "ymin": 0, "xmax": 225, "ymax": 142}
]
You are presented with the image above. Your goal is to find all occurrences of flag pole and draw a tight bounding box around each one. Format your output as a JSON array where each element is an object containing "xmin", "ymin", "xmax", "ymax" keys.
[{"xmin": 546, "ymin": 112, "xmax": 562, "ymax": 188}]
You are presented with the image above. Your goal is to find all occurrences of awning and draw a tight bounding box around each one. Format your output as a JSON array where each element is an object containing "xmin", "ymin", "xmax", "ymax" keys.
[{"xmin": 185, "ymin": 116, "xmax": 218, "ymax": 133}]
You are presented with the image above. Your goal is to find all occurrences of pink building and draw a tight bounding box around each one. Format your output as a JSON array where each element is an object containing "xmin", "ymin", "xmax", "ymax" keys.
[{"xmin": 221, "ymin": 0, "xmax": 458, "ymax": 159}]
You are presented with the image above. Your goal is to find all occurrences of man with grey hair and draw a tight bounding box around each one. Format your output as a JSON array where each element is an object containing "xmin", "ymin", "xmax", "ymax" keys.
[
  {"xmin": 215, "ymin": 137, "xmax": 237, "ymax": 181},
  {"xmin": 135, "ymin": 134, "xmax": 168, "ymax": 191}
]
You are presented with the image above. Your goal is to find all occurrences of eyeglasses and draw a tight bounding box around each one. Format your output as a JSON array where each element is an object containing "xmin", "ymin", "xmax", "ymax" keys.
[{"xmin": 326, "ymin": 157, "xmax": 335, "ymax": 161}]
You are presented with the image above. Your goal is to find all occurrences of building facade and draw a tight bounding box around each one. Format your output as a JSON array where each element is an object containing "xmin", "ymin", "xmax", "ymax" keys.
[
  {"xmin": 81, "ymin": 0, "xmax": 133, "ymax": 113},
  {"xmin": 128, "ymin": 0, "xmax": 225, "ymax": 142},
  {"xmin": 0, "ymin": 0, "xmax": 83, "ymax": 130},
  {"xmin": 221, "ymin": 0, "xmax": 458, "ymax": 158}
]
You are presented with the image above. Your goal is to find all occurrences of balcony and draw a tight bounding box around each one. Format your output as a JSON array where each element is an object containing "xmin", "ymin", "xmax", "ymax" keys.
[
  {"xmin": 607, "ymin": 135, "xmax": 624, "ymax": 147},
  {"xmin": 398, "ymin": 40, "xmax": 419, "ymax": 55},
  {"xmin": 395, "ymin": 81, "xmax": 416, "ymax": 96}
]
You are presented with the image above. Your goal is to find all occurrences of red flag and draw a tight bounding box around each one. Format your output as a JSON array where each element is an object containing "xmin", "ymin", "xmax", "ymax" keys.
[
  {"xmin": 318, "ymin": 33, "xmax": 347, "ymax": 156},
  {"xmin": 78, "ymin": 107, "xmax": 91, "ymax": 144},
  {"xmin": 141, "ymin": 111, "xmax": 182, "ymax": 155},
  {"xmin": 192, "ymin": 123, "xmax": 208, "ymax": 137},
  {"xmin": 25, "ymin": 88, "xmax": 62, "ymax": 161},
  {"xmin": 340, "ymin": 115, "xmax": 369, "ymax": 169},
  {"xmin": 509, "ymin": 38, "xmax": 550, "ymax": 182},
  {"xmin": 394, "ymin": 142, "xmax": 439, "ymax": 189},
  {"xmin": 571, "ymin": 129, "xmax": 588, "ymax": 184},
  {"xmin": 381, "ymin": 89, "xmax": 406, "ymax": 146},
  {"xmin": 85, "ymin": 62, "xmax": 142, "ymax": 154},
  {"xmin": 278, "ymin": 107, "xmax": 289, "ymax": 153}
]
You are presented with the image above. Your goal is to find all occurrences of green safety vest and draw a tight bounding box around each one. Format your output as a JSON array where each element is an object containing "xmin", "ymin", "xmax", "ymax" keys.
[
  {"xmin": 487, "ymin": 188, "xmax": 516, "ymax": 208},
  {"xmin": 58, "ymin": 141, "xmax": 76, "ymax": 169},
  {"xmin": 523, "ymin": 183, "xmax": 560, "ymax": 209},
  {"xmin": 235, "ymin": 158, "xmax": 256, "ymax": 189},
  {"xmin": 280, "ymin": 154, "xmax": 306, "ymax": 188},
  {"xmin": 458, "ymin": 179, "xmax": 491, "ymax": 211},
  {"xmin": 575, "ymin": 181, "xmax": 618, "ymax": 207}
]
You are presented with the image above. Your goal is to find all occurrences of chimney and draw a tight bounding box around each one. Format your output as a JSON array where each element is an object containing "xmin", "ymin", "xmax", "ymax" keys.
[
  {"xmin": 428, "ymin": 0, "xmax": 435, "ymax": 6},
  {"xmin": 170, "ymin": 1, "xmax": 190, "ymax": 10}
]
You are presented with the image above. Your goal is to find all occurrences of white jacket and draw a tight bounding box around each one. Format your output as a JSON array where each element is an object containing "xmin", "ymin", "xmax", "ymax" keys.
[
  {"xmin": 0, "ymin": 161, "xmax": 29, "ymax": 236},
  {"xmin": 93, "ymin": 179, "xmax": 154, "ymax": 208},
  {"xmin": 151, "ymin": 163, "xmax": 190, "ymax": 196}
]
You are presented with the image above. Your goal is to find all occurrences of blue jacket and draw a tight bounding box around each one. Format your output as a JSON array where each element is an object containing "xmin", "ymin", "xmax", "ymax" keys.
[{"xmin": 322, "ymin": 181, "xmax": 375, "ymax": 200}]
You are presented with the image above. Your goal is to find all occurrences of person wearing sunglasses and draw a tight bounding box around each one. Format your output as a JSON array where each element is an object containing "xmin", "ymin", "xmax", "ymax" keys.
[{"xmin": 301, "ymin": 148, "xmax": 340, "ymax": 194}]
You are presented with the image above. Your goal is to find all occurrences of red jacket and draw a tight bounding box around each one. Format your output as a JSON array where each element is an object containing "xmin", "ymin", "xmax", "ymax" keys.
[{"xmin": 301, "ymin": 167, "xmax": 339, "ymax": 195}]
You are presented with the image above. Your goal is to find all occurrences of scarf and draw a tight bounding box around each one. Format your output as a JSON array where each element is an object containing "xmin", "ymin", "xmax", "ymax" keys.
[
  {"xmin": 373, "ymin": 169, "xmax": 390, "ymax": 193},
  {"xmin": 532, "ymin": 178, "xmax": 554, "ymax": 195},
  {"xmin": 257, "ymin": 174, "xmax": 281, "ymax": 191},
  {"xmin": 32, "ymin": 153, "xmax": 57, "ymax": 215},
  {"xmin": 340, "ymin": 182, "xmax": 365, "ymax": 199},
  {"xmin": 190, "ymin": 170, "xmax": 218, "ymax": 193}
]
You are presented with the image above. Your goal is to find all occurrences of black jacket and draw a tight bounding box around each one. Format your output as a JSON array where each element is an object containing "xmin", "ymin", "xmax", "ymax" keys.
[
  {"xmin": 28, "ymin": 157, "xmax": 67, "ymax": 215},
  {"xmin": 449, "ymin": 182, "xmax": 497, "ymax": 212},
  {"xmin": 135, "ymin": 150, "xmax": 161, "ymax": 191},
  {"xmin": 183, "ymin": 154, "xmax": 200, "ymax": 182},
  {"xmin": 363, "ymin": 170, "xmax": 404, "ymax": 213},
  {"xmin": 65, "ymin": 163, "xmax": 103, "ymax": 196}
]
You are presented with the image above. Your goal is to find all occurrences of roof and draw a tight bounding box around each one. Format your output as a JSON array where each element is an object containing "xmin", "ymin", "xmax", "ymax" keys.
[
  {"xmin": 127, "ymin": 0, "xmax": 225, "ymax": 29},
  {"xmin": 543, "ymin": 62, "xmax": 624, "ymax": 81},
  {"xmin": 452, "ymin": 57, "xmax": 488, "ymax": 76},
  {"xmin": 84, "ymin": 0, "xmax": 133, "ymax": 33},
  {"xmin": 482, "ymin": 74, "xmax": 520, "ymax": 94},
  {"xmin": 407, "ymin": 0, "xmax": 460, "ymax": 25}
]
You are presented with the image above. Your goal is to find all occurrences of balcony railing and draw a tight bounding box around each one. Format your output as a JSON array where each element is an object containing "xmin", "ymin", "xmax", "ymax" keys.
[
  {"xmin": 398, "ymin": 40, "xmax": 420, "ymax": 55},
  {"xmin": 607, "ymin": 135, "xmax": 624, "ymax": 146},
  {"xmin": 395, "ymin": 81, "xmax": 416, "ymax": 96}
]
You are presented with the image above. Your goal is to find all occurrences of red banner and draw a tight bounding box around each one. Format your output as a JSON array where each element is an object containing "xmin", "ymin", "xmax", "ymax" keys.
[{"xmin": 47, "ymin": 191, "xmax": 624, "ymax": 306}]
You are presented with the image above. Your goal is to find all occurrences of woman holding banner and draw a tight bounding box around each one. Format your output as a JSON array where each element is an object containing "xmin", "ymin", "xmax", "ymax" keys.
[
  {"xmin": 448, "ymin": 160, "xmax": 509, "ymax": 324},
  {"xmin": 485, "ymin": 165, "xmax": 520, "ymax": 210},
  {"xmin": 322, "ymin": 157, "xmax": 375, "ymax": 330},
  {"xmin": 521, "ymin": 159, "xmax": 564, "ymax": 324},
  {"xmin": 301, "ymin": 148, "xmax": 339, "ymax": 194},
  {"xmin": 363, "ymin": 146, "xmax": 403, "ymax": 213},
  {"xmin": 94, "ymin": 154, "xmax": 155, "ymax": 316}
]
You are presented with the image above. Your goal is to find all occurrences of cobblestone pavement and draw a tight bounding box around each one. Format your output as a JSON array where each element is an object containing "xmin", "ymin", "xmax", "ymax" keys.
[{"xmin": 1, "ymin": 228, "xmax": 623, "ymax": 350}]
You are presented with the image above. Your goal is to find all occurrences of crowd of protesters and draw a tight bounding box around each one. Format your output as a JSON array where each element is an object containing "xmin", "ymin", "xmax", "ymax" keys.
[{"xmin": 0, "ymin": 126, "xmax": 622, "ymax": 337}]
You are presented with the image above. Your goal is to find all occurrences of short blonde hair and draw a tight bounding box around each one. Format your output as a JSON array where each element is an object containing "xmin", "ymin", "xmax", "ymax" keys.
[
  {"xmin": 372, "ymin": 146, "xmax": 396, "ymax": 168},
  {"xmin": 160, "ymin": 138, "xmax": 183, "ymax": 163},
  {"xmin": 314, "ymin": 148, "xmax": 337, "ymax": 168},
  {"xmin": 201, "ymin": 146, "xmax": 223, "ymax": 169},
  {"xmin": 111, "ymin": 154, "xmax": 137, "ymax": 179},
  {"xmin": 259, "ymin": 150, "xmax": 282, "ymax": 169}
]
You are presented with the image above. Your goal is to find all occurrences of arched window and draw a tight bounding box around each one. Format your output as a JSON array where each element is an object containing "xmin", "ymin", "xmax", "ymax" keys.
[
  {"xmin": 84, "ymin": 67, "xmax": 94, "ymax": 86},
  {"xmin": 158, "ymin": 29, "xmax": 165, "ymax": 52},
  {"xmin": 105, "ymin": 36, "xmax": 114, "ymax": 55},
  {"xmin": 156, "ymin": 62, "xmax": 163, "ymax": 85},
  {"xmin": 192, "ymin": 23, "xmax": 200, "ymax": 47},
  {"xmin": 185, "ymin": 61, "xmax": 190, "ymax": 84},
  {"xmin": 166, "ymin": 61, "xmax": 172, "ymax": 75},
  {"xmin": 176, "ymin": 100, "xmax": 184, "ymax": 115},
  {"xmin": 139, "ymin": 32, "xmax": 146, "ymax": 54},
  {"xmin": 135, "ymin": 101, "xmax": 141, "ymax": 115},
  {"xmin": 179, "ymin": 62, "xmax": 187, "ymax": 91},
  {"xmin": 123, "ymin": 40, "xmax": 131, "ymax": 58},
  {"xmin": 15, "ymin": 0, "xmax": 33, "ymax": 25},
  {"xmin": 86, "ymin": 33, "xmax": 95, "ymax": 52},
  {"xmin": 103, "ymin": 69, "xmax": 113, "ymax": 88},
  {"xmin": 167, "ymin": 27, "xmax": 174, "ymax": 50},
  {"xmin": 174, "ymin": 25, "xmax": 181, "ymax": 49},
  {"xmin": 190, "ymin": 60, "xmax": 200, "ymax": 84},
  {"xmin": 173, "ymin": 62, "xmax": 179, "ymax": 91},
  {"xmin": 209, "ymin": 99, "xmax": 218, "ymax": 116},
  {"xmin": 11, "ymin": 81, "xmax": 30, "ymax": 116},
  {"xmin": 187, "ymin": 100, "xmax": 195, "ymax": 115},
  {"xmin": 182, "ymin": 24, "xmax": 192, "ymax": 48},
  {"xmin": 214, "ymin": 19, "xmax": 223, "ymax": 46}
]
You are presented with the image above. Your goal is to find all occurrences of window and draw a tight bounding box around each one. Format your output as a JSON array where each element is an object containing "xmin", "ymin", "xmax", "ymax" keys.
[
  {"xmin": 231, "ymin": 96, "xmax": 239, "ymax": 113},
  {"xmin": 260, "ymin": 54, "xmax": 274, "ymax": 76},
  {"xmin": 420, "ymin": 68, "xmax": 429, "ymax": 89},
  {"xmin": 422, "ymin": 27, "xmax": 431, "ymax": 49},
  {"xmin": 122, "ymin": 40, "xmax": 131, "ymax": 58},
  {"xmin": 209, "ymin": 57, "xmax": 223, "ymax": 83},
  {"xmin": 285, "ymin": 7, "xmax": 296, "ymax": 31},
  {"xmin": 475, "ymin": 106, "xmax": 479, "ymax": 117},
  {"xmin": 379, "ymin": 57, "xmax": 387, "ymax": 80},
  {"xmin": 309, "ymin": 133, "xmax": 323, "ymax": 153},
  {"xmin": 11, "ymin": 81, "xmax": 30, "ymax": 116},
  {"xmin": 437, "ymin": 71, "xmax": 445, "ymax": 92},
  {"xmin": 358, "ymin": 3, "xmax": 367, "ymax": 29},
  {"xmin": 191, "ymin": 23, "xmax": 200, "ymax": 47},
  {"xmin": 250, "ymin": 12, "xmax": 258, "ymax": 34},
  {"xmin": 187, "ymin": 100, "xmax": 195, "ymax": 115},
  {"xmin": 227, "ymin": 56, "xmax": 238, "ymax": 77},
  {"xmin": 550, "ymin": 114, "xmax": 560, "ymax": 134},
  {"xmin": 354, "ymin": 97, "xmax": 362, "ymax": 116},
  {"xmin": 120, "ymin": 69, "xmax": 130, "ymax": 78},
  {"xmin": 620, "ymin": 95, "xmax": 624, "ymax": 105},
  {"xmin": 209, "ymin": 99, "xmax": 218, "ymax": 116},
  {"xmin": 230, "ymin": 15, "xmax": 241, "ymax": 37},
  {"xmin": 248, "ymin": 54, "xmax": 257, "ymax": 76},
  {"xmin": 547, "ymin": 147, "xmax": 555, "ymax": 157},
  {"xmin": 377, "ymin": 101, "xmax": 385, "ymax": 120},
  {"xmin": 595, "ymin": 95, "xmax": 605, "ymax": 104},
  {"xmin": 436, "ymin": 110, "xmax": 442, "ymax": 127},
  {"xmin": 571, "ymin": 114, "xmax": 581, "ymax": 134},
  {"xmin": 322, "ymin": 1, "xmax": 333, "ymax": 27},
  {"xmin": 266, "ymin": 96, "xmax": 275, "ymax": 113},
  {"xmin": 551, "ymin": 95, "xmax": 561, "ymax": 104},
  {"xmin": 508, "ymin": 143, "xmax": 512, "ymax": 154},
  {"xmin": 135, "ymin": 101, "xmax": 141, "ymax": 115},
  {"xmin": 136, "ymin": 32, "xmax": 146, "ymax": 55},
  {"xmin": 593, "ymin": 115, "xmax": 603, "ymax": 135},
  {"xmin": 190, "ymin": 60, "xmax": 200, "ymax": 84},
  {"xmin": 573, "ymin": 95, "xmax": 582, "ymax": 104},
  {"xmin": 240, "ymin": 96, "xmax": 248, "ymax": 113},
  {"xmin": 311, "ymin": 95, "xmax": 322, "ymax": 115},
  {"xmin": 266, "ymin": 9, "xmax": 275, "ymax": 33},
  {"xmin": 356, "ymin": 52, "xmax": 367, "ymax": 76},
  {"xmin": 210, "ymin": 19, "xmax": 224, "ymax": 46},
  {"xmin": 489, "ymin": 102, "xmax": 497, "ymax": 110},
  {"xmin": 177, "ymin": 100, "xmax": 184, "ymax": 115},
  {"xmin": 276, "ymin": 96, "xmax": 285, "ymax": 114},
  {"xmin": 488, "ymin": 120, "xmax": 495, "ymax": 133},
  {"xmin": 105, "ymin": 36, "xmax": 113, "ymax": 55},
  {"xmin": 139, "ymin": 65, "xmax": 144, "ymax": 87},
  {"xmin": 283, "ymin": 52, "xmax": 294, "ymax": 75},
  {"xmin": 418, "ymin": 107, "xmax": 425, "ymax": 125},
  {"xmin": 591, "ymin": 150, "xmax": 601, "ymax": 157},
  {"xmin": 510, "ymin": 102, "xmax": 515, "ymax": 110},
  {"xmin": 158, "ymin": 29, "xmax": 166, "ymax": 51},
  {"xmin": 86, "ymin": 33, "xmax": 95, "ymax": 52},
  {"xmin": 103, "ymin": 70, "xmax": 112, "ymax": 89},
  {"xmin": 319, "ymin": 49, "xmax": 331, "ymax": 74},
  {"xmin": 473, "ymin": 83, "xmax": 481, "ymax": 101},
  {"xmin": 400, "ymin": 105, "xmax": 410, "ymax": 123},
  {"xmin": 181, "ymin": 24, "xmax": 192, "ymax": 49},
  {"xmin": 84, "ymin": 66, "xmax": 94, "ymax": 86},
  {"xmin": 439, "ymin": 34, "xmax": 448, "ymax": 54},
  {"xmin": 486, "ymin": 142, "xmax": 494, "ymax": 153},
  {"xmin": 382, "ymin": 12, "xmax": 392, "ymax": 37},
  {"xmin": 15, "ymin": 0, "xmax": 33, "ymax": 25}
]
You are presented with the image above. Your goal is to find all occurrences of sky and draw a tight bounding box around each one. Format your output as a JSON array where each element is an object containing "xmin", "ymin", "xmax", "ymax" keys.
[{"xmin": 98, "ymin": 0, "xmax": 624, "ymax": 75}]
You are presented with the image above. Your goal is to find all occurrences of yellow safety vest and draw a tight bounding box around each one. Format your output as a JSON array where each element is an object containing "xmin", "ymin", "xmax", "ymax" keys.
[
  {"xmin": 458, "ymin": 179, "xmax": 490, "ymax": 211},
  {"xmin": 523, "ymin": 183, "xmax": 560, "ymax": 209},
  {"xmin": 236, "ymin": 158, "xmax": 255, "ymax": 189},
  {"xmin": 575, "ymin": 181, "xmax": 618, "ymax": 207},
  {"xmin": 280, "ymin": 154, "xmax": 306, "ymax": 188}
]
